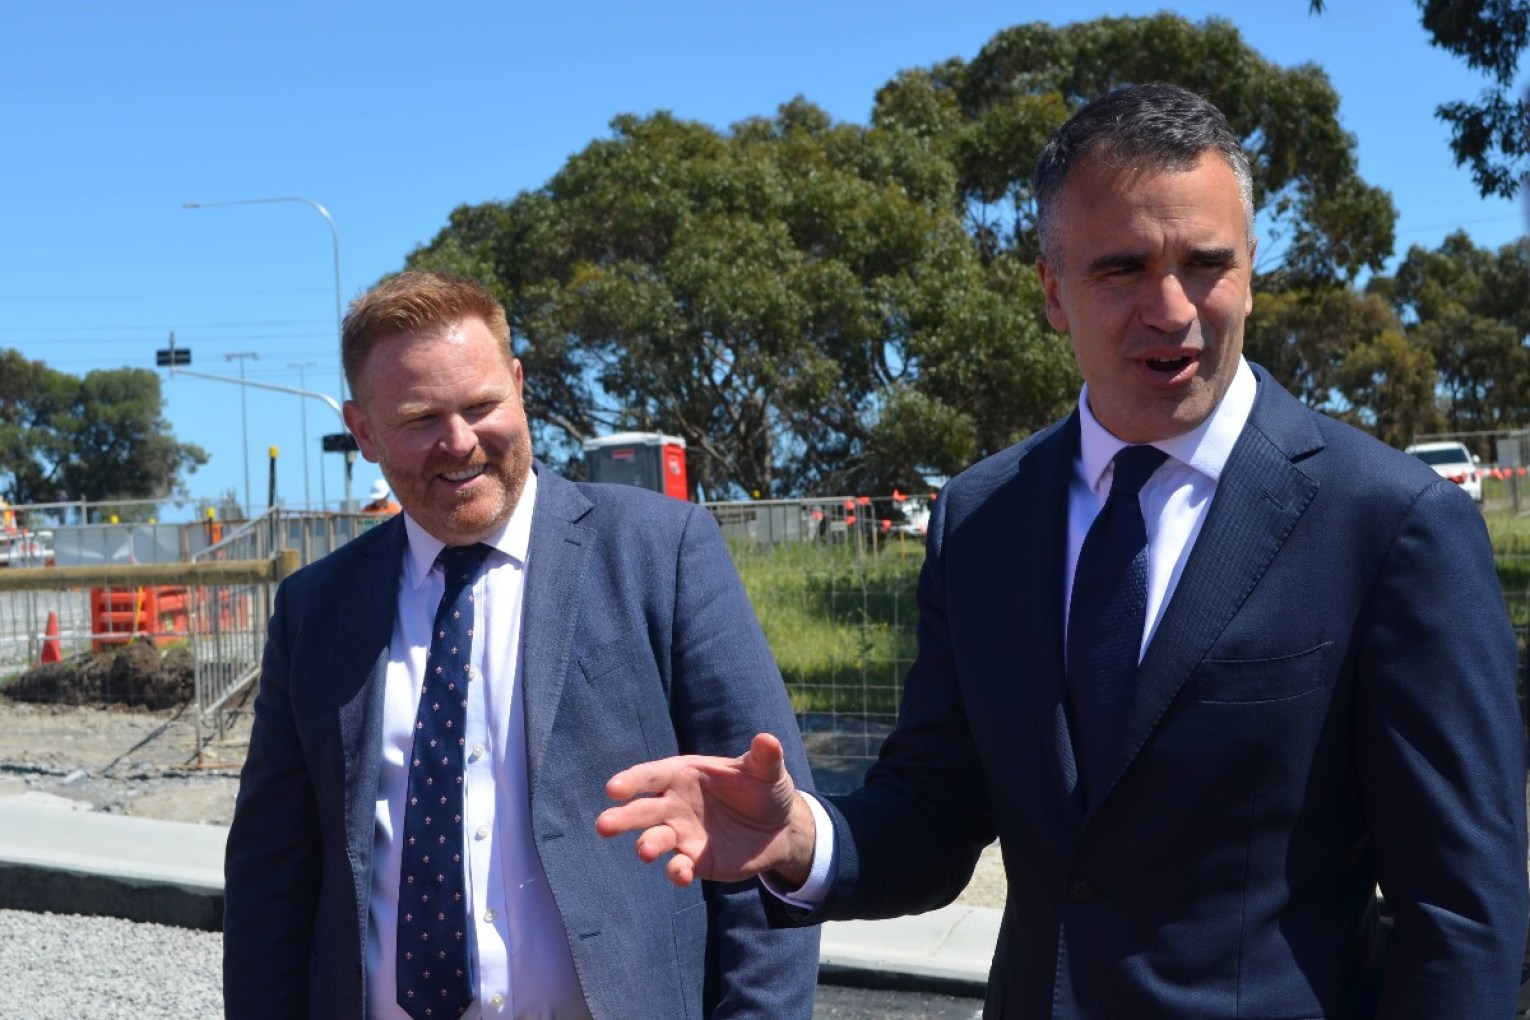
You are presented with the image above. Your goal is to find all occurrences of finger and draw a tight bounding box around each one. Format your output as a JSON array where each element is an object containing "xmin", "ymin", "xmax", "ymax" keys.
[
  {"xmin": 665, "ymin": 853, "xmax": 697, "ymax": 888},
  {"xmin": 605, "ymin": 760, "xmax": 674, "ymax": 801},
  {"xmin": 634, "ymin": 824, "xmax": 678, "ymax": 863},
  {"xmin": 595, "ymin": 798, "xmax": 667, "ymax": 837}
]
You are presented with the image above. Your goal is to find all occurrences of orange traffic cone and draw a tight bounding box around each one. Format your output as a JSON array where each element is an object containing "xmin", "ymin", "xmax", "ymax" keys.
[{"xmin": 39, "ymin": 610, "xmax": 62, "ymax": 665}]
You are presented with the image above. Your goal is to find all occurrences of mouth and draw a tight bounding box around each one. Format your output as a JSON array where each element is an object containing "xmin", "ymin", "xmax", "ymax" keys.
[
  {"xmin": 1139, "ymin": 351, "xmax": 1200, "ymax": 384},
  {"xmin": 439, "ymin": 465, "xmax": 485, "ymax": 485},
  {"xmin": 1145, "ymin": 354, "xmax": 1193, "ymax": 373}
]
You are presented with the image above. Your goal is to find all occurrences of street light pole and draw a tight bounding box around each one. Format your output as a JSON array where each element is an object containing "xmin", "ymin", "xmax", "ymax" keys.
[
  {"xmin": 225, "ymin": 352, "xmax": 258, "ymax": 518},
  {"xmin": 183, "ymin": 195, "xmax": 351, "ymax": 509}
]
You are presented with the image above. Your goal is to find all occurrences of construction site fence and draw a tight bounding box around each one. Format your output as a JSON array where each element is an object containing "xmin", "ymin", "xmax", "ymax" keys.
[
  {"xmin": 1, "ymin": 495, "xmax": 1525, "ymax": 788},
  {"xmin": 0, "ymin": 509, "xmax": 389, "ymax": 761}
]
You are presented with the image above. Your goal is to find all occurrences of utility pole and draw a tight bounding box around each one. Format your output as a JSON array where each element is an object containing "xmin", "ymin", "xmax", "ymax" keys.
[
  {"xmin": 288, "ymin": 361, "xmax": 319, "ymax": 510},
  {"xmin": 226, "ymin": 352, "xmax": 259, "ymax": 518}
]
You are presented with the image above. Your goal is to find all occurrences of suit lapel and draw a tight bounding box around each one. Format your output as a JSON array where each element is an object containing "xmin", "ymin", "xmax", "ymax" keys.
[
  {"xmin": 520, "ymin": 466, "xmax": 594, "ymax": 800},
  {"xmin": 338, "ymin": 518, "xmax": 407, "ymax": 859},
  {"xmin": 1098, "ymin": 374, "xmax": 1324, "ymax": 810},
  {"xmin": 1011, "ymin": 416, "xmax": 1089, "ymax": 826}
]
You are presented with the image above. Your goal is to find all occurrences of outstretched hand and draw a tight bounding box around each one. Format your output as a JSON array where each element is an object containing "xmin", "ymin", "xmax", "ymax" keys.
[{"xmin": 596, "ymin": 732, "xmax": 816, "ymax": 888}]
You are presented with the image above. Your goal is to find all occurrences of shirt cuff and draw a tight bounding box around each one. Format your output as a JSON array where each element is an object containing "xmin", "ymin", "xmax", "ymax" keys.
[{"xmin": 759, "ymin": 792, "xmax": 836, "ymax": 909}]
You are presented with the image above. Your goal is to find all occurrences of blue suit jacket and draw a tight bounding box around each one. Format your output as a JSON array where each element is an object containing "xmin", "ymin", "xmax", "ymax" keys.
[
  {"xmin": 224, "ymin": 465, "xmax": 819, "ymax": 1018},
  {"xmin": 791, "ymin": 370, "xmax": 1527, "ymax": 1018}
]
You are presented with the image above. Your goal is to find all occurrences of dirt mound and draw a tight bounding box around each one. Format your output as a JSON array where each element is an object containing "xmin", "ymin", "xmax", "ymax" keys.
[{"xmin": 4, "ymin": 640, "xmax": 194, "ymax": 710}]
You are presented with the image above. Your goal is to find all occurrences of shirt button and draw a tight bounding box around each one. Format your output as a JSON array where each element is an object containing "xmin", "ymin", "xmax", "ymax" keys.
[
  {"xmin": 476, "ymin": 825, "xmax": 490, "ymax": 839},
  {"xmin": 1068, "ymin": 878, "xmax": 1097, "ymax": 905},
  {"xmin": 470, "ymin": 744, "xmax": 485, "ymax": 761},
  {"xmin": 484, "ymin": 909, "xmax": 496, "ymax": 923},
  {"xmin": 489, "ymin": 993, "xmax": 504, "ymax": 1007}
]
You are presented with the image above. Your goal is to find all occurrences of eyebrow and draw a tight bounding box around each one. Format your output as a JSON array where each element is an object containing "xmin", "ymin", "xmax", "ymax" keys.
[
  {"xmin": 1084, "ymin": 251, "xmax": 1148, "ymax": 276},
  {"xmin": 1084, "ymin": 245, "xmax": 1241, "ymax": 276}
]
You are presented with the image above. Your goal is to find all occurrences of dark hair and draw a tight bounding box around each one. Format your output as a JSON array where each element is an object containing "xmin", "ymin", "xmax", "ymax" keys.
[
  {"xmin": 1034, "ymin": 83, "xmax": 1254, "ymax": 266},
  {"xmin": 341, "ymin": 271, "xmax": 512, "ymax": 400}
]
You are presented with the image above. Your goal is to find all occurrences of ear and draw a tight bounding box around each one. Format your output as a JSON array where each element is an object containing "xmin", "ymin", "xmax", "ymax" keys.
[
  {"xmin": 511, "ymin": 357, "xmax": 524, "ymax": 400},
  {"xmin": 1244, "ymin": 238, "xmax": 1258, "ymax": 315},
  {"xmin": 1036, "ymin": 257, "xmax": 1069, "ymax": 332},
  {"xmin": 342, "ymin": 401, "xmax": 381, "ymax": 464}
]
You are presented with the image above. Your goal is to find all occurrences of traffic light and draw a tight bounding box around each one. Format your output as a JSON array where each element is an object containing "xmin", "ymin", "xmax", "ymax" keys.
[{"xmin": 322, "ymin": 432, "xmax": 360, "ymax": 453}]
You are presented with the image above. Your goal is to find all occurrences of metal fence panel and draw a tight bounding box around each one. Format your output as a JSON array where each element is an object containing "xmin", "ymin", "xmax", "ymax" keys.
[{"xmin": 705, "ymin": 497, "xmax": 929, "ymax": 791}]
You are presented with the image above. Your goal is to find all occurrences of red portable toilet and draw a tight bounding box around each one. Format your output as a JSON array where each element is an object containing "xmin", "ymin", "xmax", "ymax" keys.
[{"xmin": 582, "ymin": 432, "xmax": 689, "ymax": 500}]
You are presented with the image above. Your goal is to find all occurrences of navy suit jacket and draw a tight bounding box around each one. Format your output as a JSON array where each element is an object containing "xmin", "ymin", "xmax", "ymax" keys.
[
  {"xmin": 789, "ymin": 369, "xmax": 1527, "ymax": 1018},
  {"xmin": 224, "ymin": 465, "xmax": 819, "ymax": 1019}
]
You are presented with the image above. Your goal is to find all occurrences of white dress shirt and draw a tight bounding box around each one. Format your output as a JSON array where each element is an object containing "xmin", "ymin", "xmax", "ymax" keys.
[
  {"xmin": 1068, "ymin": 358, "xmax": 1257, "ymax": 658},
  {"xmin": 777, "ymin": 358, "xmax": 1260, "ymax": 907},
  {"xmin": 366, "ymin": 471, "xmax": 594, "ymax": 1020}
]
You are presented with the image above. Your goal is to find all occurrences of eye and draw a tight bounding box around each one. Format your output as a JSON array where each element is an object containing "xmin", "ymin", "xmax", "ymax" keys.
[{"xmin": 1190, "ymin": 251, "xmax": 1238, "ymax": 273}]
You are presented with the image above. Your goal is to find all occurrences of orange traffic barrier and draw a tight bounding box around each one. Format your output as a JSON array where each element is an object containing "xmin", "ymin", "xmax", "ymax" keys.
[
  {"xmin": 39, "ymin": 611, "xmax": 62, "ymax": 665},
  {"xmin": 89, "ymin": 585, "xmax": 190, "ymax": 652}
]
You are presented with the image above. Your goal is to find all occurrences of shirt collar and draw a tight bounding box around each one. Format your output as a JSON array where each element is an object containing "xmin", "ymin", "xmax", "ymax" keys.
[
  {"xmin": 1076, "ymin": 357, "xmax": 1257, "ymax": 493},
  {"xmin": 401, "ymin": 469, "xmax": 538, "ymax": 589}
]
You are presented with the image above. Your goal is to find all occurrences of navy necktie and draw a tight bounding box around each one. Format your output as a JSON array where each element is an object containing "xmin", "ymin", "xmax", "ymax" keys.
[
  {"xmin": 1067, "ymin": 445, "xmax": 1168, "ymax": 803},
  {"xmin": 397, "ymin": 542, "xmax": 490, "ymax": 1020}
]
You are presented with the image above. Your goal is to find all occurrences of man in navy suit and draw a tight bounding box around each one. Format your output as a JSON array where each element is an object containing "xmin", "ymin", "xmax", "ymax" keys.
[
  {"xmin": 223, "ymin": 270, "xmax": 819, "ymax": 1018},
  {"xmin": 599, "ymin": 84, "xmax": 1528, "ymax": 1017}
]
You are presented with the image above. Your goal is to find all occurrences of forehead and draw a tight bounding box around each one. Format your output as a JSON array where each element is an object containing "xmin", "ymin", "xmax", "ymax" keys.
[
  {"xmin": 358, "ymin": 317, "xmax": 511, "ymax": 395},
  {"xmin": 1055, "ymin": 153, "xmax": 1246, "ymax": 246}
]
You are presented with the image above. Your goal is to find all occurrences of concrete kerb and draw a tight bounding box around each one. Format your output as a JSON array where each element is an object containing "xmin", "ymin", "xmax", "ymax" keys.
[
  {"xmin": 0, "ymin": 791, "xmax": 998, "ymax": 997},
  {"xmin": 0, "ymin": 794, "xmax": 225, "ymax": 931}
]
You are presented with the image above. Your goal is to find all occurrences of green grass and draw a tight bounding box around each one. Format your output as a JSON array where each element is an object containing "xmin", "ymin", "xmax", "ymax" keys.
[
  {"xmin": 732, "ymin": 536, "xmax": 922, "ymax": 716},
  {"xmin": 736, "ymin": 508, "xmax": 1530, "ymax": 717},
  {"xmin": 1485, "ymin": 510, "xmax": 1530, "ymax": 638}
]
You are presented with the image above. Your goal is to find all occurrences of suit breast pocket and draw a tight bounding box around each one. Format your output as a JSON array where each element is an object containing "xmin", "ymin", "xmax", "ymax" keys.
[
  {"xmin": 578, "ymin": 627, "xmax": 675, "ymax": 758},
  {"xmin": 1188, "ymin": 641, "xmax": 1334, "ymax": 704}
]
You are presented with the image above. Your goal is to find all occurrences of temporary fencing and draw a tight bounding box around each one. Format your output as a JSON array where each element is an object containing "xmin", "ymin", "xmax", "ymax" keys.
[
  {"xmin": 704, "ymin": 494, "xmax": 933, "ymax": 789},
  {"xmin": 0, "ymin": 506, "xmax": 389, "ymax": 762},
  {"xmin": 1, "ymin": 492, "xmax": 1524, "ymax": 784}
]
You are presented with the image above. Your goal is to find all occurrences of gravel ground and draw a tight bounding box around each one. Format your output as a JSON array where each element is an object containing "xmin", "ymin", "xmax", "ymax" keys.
[
  {"xmin": 0, "ymin": 697, "xmax": 1007, "ymax": 1019},
  {"xmin": 0, "ymin": 910, "xmax": 222, "ymax": 1019}
]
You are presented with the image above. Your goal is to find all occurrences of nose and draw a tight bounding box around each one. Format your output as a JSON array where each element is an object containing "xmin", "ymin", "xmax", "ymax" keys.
[
  {"xmin": 436, "ymin": 414, "xmax": 478, "ymax": 456},
  {"xmin": 1139, "ymin": 273, "xmax": 1197, "ymax": 333}
]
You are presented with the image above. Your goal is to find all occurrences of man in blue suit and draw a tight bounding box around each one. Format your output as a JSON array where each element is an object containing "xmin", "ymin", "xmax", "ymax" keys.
[
  {"xmin": 223, "ymin": 270, "xmax": 819, "ymax": 1018},
  {"xmin": 599, "ymin": 84, "xmax": 1528, "ymax": 1017}
]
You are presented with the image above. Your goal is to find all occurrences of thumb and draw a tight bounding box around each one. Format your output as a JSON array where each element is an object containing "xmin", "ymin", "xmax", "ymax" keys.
[{"xmin": 740, "ymin": 732, "xmax": 787, "ymax": 781}]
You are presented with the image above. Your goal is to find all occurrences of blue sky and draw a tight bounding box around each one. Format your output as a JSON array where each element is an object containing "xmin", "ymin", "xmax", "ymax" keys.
[{"xmin": 4, "ymin": 1, "xmax": 1525, "ymax": 519}]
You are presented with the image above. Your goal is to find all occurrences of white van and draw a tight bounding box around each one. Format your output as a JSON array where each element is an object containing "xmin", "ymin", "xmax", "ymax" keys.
[{"xmin": 1404, "ymin": 441, "xmax": 1482, "ymax": 503}]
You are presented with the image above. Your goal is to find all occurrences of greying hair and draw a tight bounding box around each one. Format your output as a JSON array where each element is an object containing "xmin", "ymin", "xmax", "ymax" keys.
[{"xmin": 1034, "ymin": 83, "xmax": 1255, "ymax": 267}]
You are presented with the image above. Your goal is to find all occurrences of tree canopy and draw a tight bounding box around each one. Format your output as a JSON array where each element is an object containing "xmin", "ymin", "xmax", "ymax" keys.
[
  {"xmin": 406, "ymin": 13, "xmax": 1407, "ymax": 498},
  {"xmin": 881, "ymin": 13, "xmax": 1396, "ymax": 285},
  {"xmin": 409, "ymin": 101, "xmax": 1071, "ymax": 497},
  {"xmin": 0, "ymin": 350, "xmax": 207, "ymax": 509},
  {"xmin": 1312, "ymin": 0, "xmax": 1530, "ymax": 199}
]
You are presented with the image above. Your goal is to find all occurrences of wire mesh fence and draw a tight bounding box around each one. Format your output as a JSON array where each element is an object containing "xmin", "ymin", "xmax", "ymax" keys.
[
  {"xmin": 0, "ymin": 496, "xmax": 1526, "ymax": 789},
  {"xmin": 705, "ymin": 496, "xmax": 930, "ymax": 790}
]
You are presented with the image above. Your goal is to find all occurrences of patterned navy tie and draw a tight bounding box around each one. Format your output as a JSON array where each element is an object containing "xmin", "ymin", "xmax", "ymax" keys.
[
  {"xmin": 397, "ymin": 542, "xmax": 490, "ymax": 1019},
  {"xmin": 1066, "ymin": 445, "xmax": 1168, "ymax": 804}
]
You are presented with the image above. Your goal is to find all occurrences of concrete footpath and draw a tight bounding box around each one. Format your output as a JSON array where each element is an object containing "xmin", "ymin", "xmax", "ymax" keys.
[{"xmin": 0, "ymin": 791, "xmax": 996, "ymax": 997}]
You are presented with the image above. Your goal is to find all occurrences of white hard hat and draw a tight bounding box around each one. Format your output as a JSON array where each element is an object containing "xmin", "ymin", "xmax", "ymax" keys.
[{"xmin": 368, "ymin": 479, "xmax": 390, "ymax": 501}]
